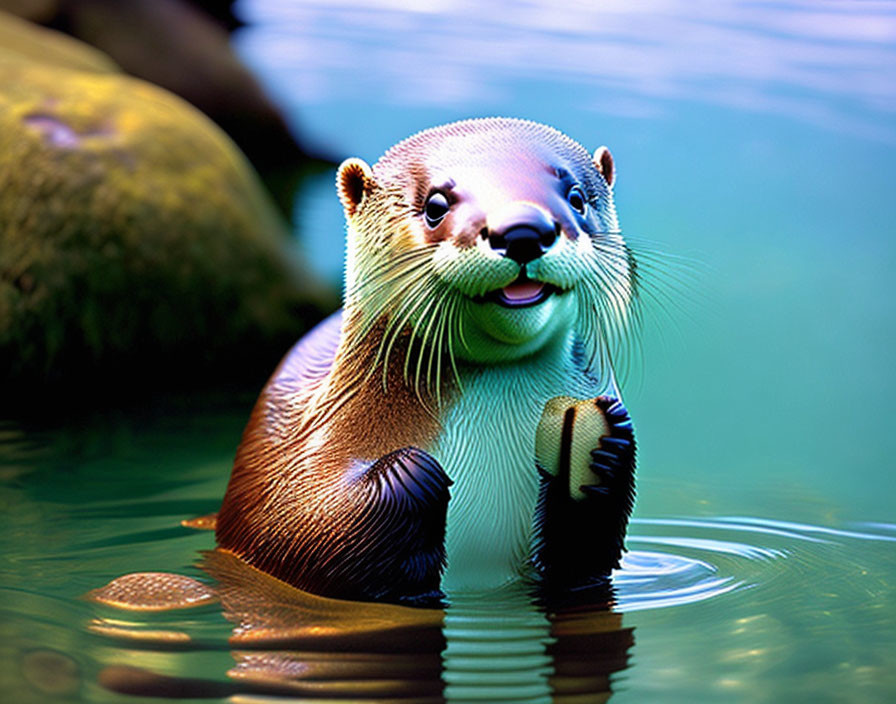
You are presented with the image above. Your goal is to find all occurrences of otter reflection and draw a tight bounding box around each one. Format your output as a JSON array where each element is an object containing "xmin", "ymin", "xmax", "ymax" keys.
[{"xmin": 90, "ymin": 551, "xmax": 634, "ymax": 702}]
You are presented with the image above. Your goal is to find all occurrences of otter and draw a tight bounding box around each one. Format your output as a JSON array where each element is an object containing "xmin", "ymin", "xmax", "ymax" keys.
[{"xmin": 216, "ymin": 118, "xmax": 637, "ymax": 605}]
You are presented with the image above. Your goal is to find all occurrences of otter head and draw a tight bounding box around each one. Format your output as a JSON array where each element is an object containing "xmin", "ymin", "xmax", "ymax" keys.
[{"xmin": 336, "ymin": 118, "xmax": 634, "ymax": 383}]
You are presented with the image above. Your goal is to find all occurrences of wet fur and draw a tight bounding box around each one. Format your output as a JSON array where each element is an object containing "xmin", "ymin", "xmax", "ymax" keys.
[{"xmin": 217, "ymin": 118, "xmax": 637, "ymax": 602}]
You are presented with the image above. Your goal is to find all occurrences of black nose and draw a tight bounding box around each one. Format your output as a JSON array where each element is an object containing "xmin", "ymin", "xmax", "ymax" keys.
[{"xmin": 487, "ymin": 207, "xmax": 559, "ymax": 265}]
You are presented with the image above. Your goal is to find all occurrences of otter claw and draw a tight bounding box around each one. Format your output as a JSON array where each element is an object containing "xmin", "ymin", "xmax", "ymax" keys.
[
  {"xmin": 590, "ymin": 448, "xmax": 621, "ymax": 467},
  {"xmin": 605, "ymin": 401, "xmax": 626, "ymax": 417},
  {"xmin": 590, "ymin": 464, "xmax": 617, "ymax": 482},
  {"xmin": 598, "ymin": 436, "xmax": 631, "ymax": 450}
]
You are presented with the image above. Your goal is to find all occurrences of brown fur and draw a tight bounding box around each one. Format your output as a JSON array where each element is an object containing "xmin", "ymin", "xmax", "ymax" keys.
[
  {"xmin": 216, "ymin": 309, "xmax": 449, "ymax": 594},
  {"xmin": 215, "ymin": 118, "xmax": 630, "ymax": 600}
]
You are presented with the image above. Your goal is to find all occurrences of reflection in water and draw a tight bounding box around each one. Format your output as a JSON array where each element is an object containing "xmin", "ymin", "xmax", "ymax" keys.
[
  {"xmin": 91, "ymin": 550, "xmax": 634, "ymax": 702},
  {"xmin": 53, "ymin": 513, "xmax": 896, "ymax": 702},
  {"xmin": 443, "ymin": 588, "xmax": 554, "ymax": 702},
  {"xmin": 87, "ymin": 514, "xmax": 863, "ymax": 701},
  {"xmin": 442, "ymin": 585, "xmax": 632, "ymax": 703}
]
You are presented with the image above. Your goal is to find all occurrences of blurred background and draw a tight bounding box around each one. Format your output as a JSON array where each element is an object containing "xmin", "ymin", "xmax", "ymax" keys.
[
  {"xmin": 232, "ymin": 0, "xmax": 896, "ymax": 520},
  {"xmin": 1, "ymin": 1, "xmax": 894, "ymax": 702}
]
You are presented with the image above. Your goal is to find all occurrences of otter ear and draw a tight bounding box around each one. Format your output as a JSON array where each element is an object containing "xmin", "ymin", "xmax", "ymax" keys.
[
  {"xmin": 593, "ymin": 146, "xmax": 615, "ymax": 188},
  {"xmin": 337, "ymin": 158, "xmax": 374, "ymax": 217}
]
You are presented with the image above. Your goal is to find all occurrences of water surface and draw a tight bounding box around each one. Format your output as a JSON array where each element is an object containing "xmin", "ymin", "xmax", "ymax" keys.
[{"xmin": 3, "ymin": 1, "xmax": 895, "ymax": 702}]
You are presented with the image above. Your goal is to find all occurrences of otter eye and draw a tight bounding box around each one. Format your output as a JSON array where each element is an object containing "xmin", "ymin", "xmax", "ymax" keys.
[
  {"xmin": 567, "ymin": 185, "xmax": 587, "ymax": 214},
  {"xmin": 424, "ymin": 191, "xmax": 450, "ymax": 228}
]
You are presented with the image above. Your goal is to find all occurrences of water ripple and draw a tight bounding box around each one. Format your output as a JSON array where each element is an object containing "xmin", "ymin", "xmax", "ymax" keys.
[
  {"xmin": 718, "ymin": 515, "xmax": 896, "ymax": 543},
  {"xmin": 611, "ymin": 515, "xmax": 896, "ymax": 613}
]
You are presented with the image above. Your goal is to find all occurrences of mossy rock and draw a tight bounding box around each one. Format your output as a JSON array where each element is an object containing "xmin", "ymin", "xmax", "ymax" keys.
[
  {"xmin": 0, "ymin": 52, "xmax": 334, "ymax": 403},
  {"xmin": 1, "ymin": 4, "xmax": 325, "ymax": 216}
]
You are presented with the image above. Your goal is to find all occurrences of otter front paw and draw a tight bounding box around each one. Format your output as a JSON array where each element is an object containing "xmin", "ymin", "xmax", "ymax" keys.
[
  {"xmin": 531, "ymin": 396, "xmax": 636, "ymax": 589},
  {"xmin": 352, "ymin": 447, "xmax": 452, "ymax": 606}
]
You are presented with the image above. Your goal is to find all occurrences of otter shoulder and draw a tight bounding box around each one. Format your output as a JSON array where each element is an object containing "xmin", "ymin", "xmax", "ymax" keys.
[{"xmin": 269, "ymin": 310, "xmax": 343, "ymax": 394}]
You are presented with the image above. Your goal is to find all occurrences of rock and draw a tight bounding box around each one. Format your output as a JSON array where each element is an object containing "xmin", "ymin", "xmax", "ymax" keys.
[
  {"xmin": 0, "ymin": 34, "xmax": 335, "ymax": 405},
  {"xmin": 0, "ymin": 0, "xmax": 324, "ymax": 213}
]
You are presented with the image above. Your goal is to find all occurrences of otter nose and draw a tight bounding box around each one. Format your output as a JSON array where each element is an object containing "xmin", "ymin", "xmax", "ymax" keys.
[{"xmin": 486, "ymin": 204, "xmax": 559, "ymax": 265}]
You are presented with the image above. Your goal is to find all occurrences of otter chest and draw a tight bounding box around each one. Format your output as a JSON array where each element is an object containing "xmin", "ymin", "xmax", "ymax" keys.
[{"xmin": 427, "ymin": 341, "xmax": 600, "ymax": 591}]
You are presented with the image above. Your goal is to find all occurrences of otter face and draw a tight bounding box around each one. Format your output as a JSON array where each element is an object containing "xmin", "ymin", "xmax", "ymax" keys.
[{"xmin": 337, "ymin": 118, "xmax": 634, "ymax": 376}]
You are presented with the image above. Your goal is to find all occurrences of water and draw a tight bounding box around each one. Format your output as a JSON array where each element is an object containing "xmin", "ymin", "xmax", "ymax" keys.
[{"xmin": 2, "ymin": 0, "xmax": 895, "ymax": 702}]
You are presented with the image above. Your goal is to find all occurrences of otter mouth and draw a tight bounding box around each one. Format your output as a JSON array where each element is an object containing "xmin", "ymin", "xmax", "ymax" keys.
[{"xmin": 477, "ymin": 276, "xmax": 561, "ymax": 309}]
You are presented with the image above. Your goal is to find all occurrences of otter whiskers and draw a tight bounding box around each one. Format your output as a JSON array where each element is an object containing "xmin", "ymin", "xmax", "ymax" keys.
[
  {"xmin": 577, "ymin": 237, "xmax": 641, "ymax": 384},
  {"xmin": 346, "ymin": 242, "xmax": 463, "ymax": 408}
]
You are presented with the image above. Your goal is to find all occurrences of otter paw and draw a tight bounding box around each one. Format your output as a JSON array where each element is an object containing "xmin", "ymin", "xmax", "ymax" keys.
[
  {"xmin": 532, "ymin": 396, "xmax": 636, "ymax": 586},
  {"xmin": 582, "ymin": 399, "xmax": 635, "ymax": 499},
  {"xmin": 351, "ymin": 447, "xmax": 452, "ymax": 605},
  {"xmin": 536, "ymin": 395, "xmax": 632, "ymax": 499}
]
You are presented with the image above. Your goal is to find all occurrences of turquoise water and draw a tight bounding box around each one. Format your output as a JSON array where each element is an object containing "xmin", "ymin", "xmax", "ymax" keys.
[{"xmin": 2, "ymin": 1, "xmax": 895, "ymax": 702}]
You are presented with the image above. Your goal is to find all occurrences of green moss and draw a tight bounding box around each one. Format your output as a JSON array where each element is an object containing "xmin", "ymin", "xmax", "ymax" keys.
[{"xmin": 0, "ymin": 56, "xmax": 333, "ymax": 400}]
